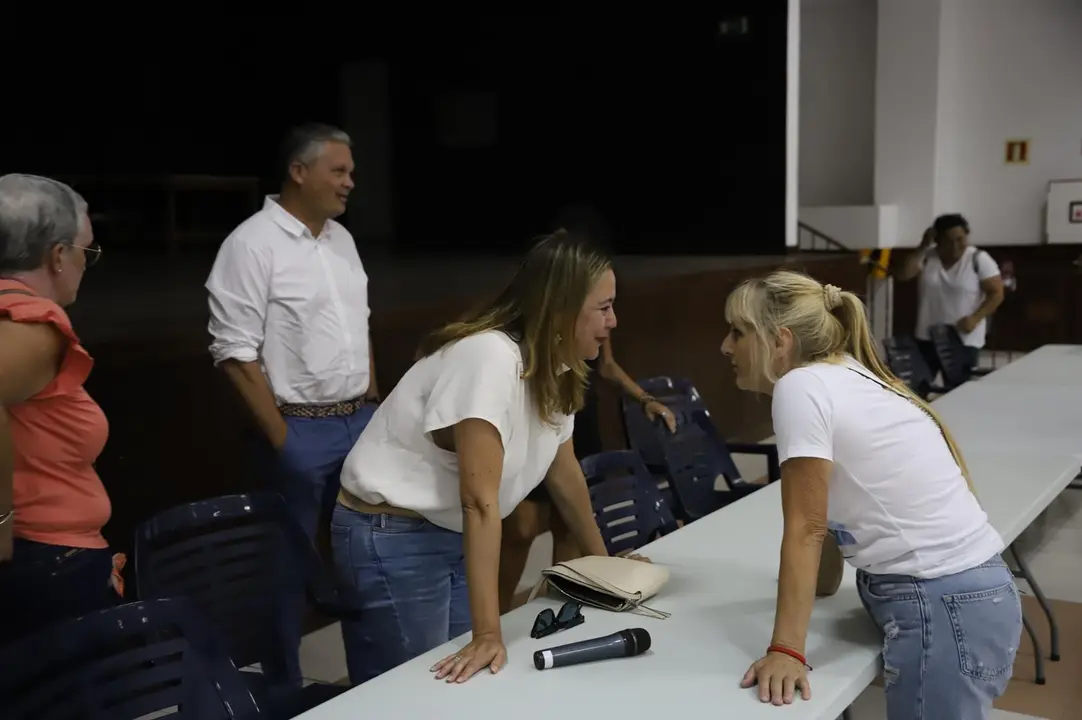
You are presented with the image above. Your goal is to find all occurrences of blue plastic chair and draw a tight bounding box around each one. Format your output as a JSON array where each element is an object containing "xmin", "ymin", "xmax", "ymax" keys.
[
  {"xmin": 636, "ymin": 376, "xmax": 704, "ymax": 406},
  {"xmin": 622, "ymin": 376, "xmax": 706, "ymax": 469},
  {"xmin": 689, "ymin": 408, "xmax": 780, "ymax": 485},
  {"xmin": 581, "ymin": 451, "xmax": 680, "ymax": 556},
  {"xmin": 883, "ymin": 335, "xmax": 946, "ymax": 399},
  {"xmin": 662, "ymin": 409, "xmax": 766, "ymax": 520},
  {"xmin": 0, "ymin": 597, "xmax": 261, "ymax": 720},
  {"xmin": 929, "ymin": 324, "xmax": 993, "ymax": 390},
  {"xmin": 135, "ymin": 492, "xmax": 352, "ymax": 717}
]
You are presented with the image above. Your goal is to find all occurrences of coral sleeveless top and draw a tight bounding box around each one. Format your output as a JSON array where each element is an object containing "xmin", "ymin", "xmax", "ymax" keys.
[{"xmin": 0, "ymin": 279, "xmax": 110, "ymax": 548}]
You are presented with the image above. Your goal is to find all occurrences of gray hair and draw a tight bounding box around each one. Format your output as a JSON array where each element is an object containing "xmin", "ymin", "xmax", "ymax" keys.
[
  {"xmin": 277, "ymin": 123, "xmax": 352, "ymax": 183},
  {"xmin": 0, "ymin": 174, "xmax": 88, "ymax": 275}
]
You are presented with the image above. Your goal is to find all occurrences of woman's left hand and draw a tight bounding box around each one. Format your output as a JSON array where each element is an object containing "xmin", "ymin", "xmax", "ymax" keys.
[{"xmin": 740, "ymin": 651, "xmax": 811, "ymax": 705}]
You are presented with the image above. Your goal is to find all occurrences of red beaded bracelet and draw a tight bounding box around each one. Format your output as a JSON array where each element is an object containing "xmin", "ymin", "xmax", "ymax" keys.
[{"xmin": 767, "ymin": 644, "xmax": 812, "ymax": 671}]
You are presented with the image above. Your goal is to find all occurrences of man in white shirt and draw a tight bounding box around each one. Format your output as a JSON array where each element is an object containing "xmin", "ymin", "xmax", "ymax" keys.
[
  {"xmin": 894, "ymin": 213, "xmax": 1005, "ymax": 377},
  {"xmin": 205, "ymin": 123, "xmax": 378, "ymax": 685}
]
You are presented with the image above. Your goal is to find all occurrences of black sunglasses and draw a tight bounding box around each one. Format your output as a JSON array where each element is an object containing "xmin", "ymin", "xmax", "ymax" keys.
[{"xmin": 531, "ymin": 601, "xmax": 584, "ymax": 639}]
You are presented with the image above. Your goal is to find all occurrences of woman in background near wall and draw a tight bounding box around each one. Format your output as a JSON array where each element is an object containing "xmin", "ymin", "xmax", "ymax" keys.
[{"xmin": 893, "ymin": 213, "xmax": 1005, "ymax": 377}]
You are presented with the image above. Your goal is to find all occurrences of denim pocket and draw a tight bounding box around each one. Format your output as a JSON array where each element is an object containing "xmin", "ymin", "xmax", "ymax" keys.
[
  {"xmin": 862, "ymin": 576, "xmax": 919, "ymax": 602},
  {"xmin": 943, "ymin": 581, "xmax": 1022, "ymax": 681}
]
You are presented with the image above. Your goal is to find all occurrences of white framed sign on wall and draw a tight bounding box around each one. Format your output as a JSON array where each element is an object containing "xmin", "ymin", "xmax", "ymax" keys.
[{"xmin": 1046, "ymin": 179, "xmax": 1082, "ymax": 243}]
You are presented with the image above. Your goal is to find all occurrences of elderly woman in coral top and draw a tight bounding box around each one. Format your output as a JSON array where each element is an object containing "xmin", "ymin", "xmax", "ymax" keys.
[{"xmin": 0, "ymin": 174, "xmax": 114, "ymax": 645}]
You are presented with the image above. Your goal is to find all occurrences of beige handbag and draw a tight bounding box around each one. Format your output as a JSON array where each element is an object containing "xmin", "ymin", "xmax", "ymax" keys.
[{"xmin": 528, "ymin": 555, "xmax": 671, "ymax": 619}]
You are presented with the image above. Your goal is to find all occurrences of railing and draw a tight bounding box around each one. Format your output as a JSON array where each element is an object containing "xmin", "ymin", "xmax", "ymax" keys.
[
  {"xmin": 796, "ymin": 221, "xmax": 894, "ymax": 341},
  {"xmin": 797, "ymin": 221, "xmax": 849, "ymax": 253}
]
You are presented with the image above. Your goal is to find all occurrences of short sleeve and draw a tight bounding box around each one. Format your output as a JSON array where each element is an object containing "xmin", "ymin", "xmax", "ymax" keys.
[
  {"xmin": 0, "ymin": 294, "xmax": 92, "ymax": 399},
  {"xmin": 422, "ymin": 332, "xmax": 522, "ymax": 448},
  {"xmin": 975, "ymin": 250, "xmax": 1000, "ymax": 281},
  {"xmin": 557, "ymin": 413, "xmax": 575, "ymax": 445},
  {"xmin": 771, "ymin": 369, "xmax": 835, "ymax": 464}
]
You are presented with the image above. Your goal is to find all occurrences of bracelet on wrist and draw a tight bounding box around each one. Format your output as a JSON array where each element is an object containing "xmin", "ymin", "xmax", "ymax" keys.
[
  {"xmin": 767, "ymin": 644, "xmax": 811, "ymax": 671},
  {"xmin": 639, "ymin": 394, "xmax": 657, "ymax": 407}
]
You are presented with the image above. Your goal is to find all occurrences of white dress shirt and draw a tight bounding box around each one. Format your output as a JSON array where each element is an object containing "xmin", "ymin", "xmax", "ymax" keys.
[{"xmin": 206, "ymin": 196, "xmax": 371, "ymax": 405}]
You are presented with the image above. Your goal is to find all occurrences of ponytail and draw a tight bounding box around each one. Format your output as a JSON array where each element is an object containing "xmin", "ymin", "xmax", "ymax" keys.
[
  {"xmin": 726, "ymin": 269, "xmax": 976, "ymax": 497},
  {"xmin": 834, "ymin": 291, "xmax": 977, "ymax": 496}
]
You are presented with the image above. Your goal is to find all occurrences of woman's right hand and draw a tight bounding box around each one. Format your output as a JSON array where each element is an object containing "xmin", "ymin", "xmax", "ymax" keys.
[
  {"xmin": 431, "ymin": 631, "xmax": 507, "ymax": 683},
  {"xmin": 921, "ymin": 226, "xmax": 937, "ymax": 248}
]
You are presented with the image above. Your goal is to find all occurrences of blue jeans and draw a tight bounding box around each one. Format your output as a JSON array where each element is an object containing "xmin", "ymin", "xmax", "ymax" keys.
[
  {"xmin": 330, "ymin": 503, "xmax": 470, "ymax": 685},
  {"xmin": 262, "ymin": 404, "xmax": 376, "ymax": 686},
  {"xmin": 857, "ymin": 556, "xmax": 1023, "ymax": 720},
  {"xmin": 0, "ymin": 539, "xmax": 116, "ymax": 646}
]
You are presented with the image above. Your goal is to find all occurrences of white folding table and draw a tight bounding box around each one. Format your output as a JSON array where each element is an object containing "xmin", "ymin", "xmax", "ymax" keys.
[{"xmin": 297, "ymin": 346, "xmax": 1082, "ymax": 719}]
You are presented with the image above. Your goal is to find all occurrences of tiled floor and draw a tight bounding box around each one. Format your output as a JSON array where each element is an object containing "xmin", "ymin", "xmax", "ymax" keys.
[{"xmin": 296, "ymin": 350, "xmax": 1082, "ymax": 719}]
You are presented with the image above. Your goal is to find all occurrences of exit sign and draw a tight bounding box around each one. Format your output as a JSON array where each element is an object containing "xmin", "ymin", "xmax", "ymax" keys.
[{"xmin": 1005, "ymin": 139, "xmax": 1030, "ymax": 165}]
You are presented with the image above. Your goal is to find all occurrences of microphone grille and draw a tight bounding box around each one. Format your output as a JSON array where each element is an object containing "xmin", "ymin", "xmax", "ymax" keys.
[{"xmin": 626, "ymin": 627, "xmax": 651, "ymax": 654}]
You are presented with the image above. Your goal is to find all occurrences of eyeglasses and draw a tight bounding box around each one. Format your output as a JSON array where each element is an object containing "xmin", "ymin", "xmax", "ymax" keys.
[
  {"xmin": 63, "ymin": 242, "xmax": 102, "ymax": 268},
  {"xmin": 531, "ymin": 601, "xmax": 584, "ymax": 639}
]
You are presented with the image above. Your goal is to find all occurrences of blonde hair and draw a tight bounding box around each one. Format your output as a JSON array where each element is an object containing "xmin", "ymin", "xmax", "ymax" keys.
[
  {"xmin": 419, "ymin": 230, "xmax": 611, "ymax": 425},
  {"xmin": 725, "ymin": 270, "xmax": 975, "ymax": 493}
]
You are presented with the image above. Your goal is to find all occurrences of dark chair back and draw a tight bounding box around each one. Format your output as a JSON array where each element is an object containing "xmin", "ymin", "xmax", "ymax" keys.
[
  {"xmin": 0, "ymin": 598, "xmax": 261, "ymax": 720},
  {"xmin": 883, "ymin": 335, "xmax": 942, "ymax": 399},
  {"xmin": 581, "ymin": 451, "xmax": 679, "ymax": 556},
  {"xmin": 135, "ymin": 492, "xmax": 317, "ymax": 671},
  {"xmin": 930, "ymin": 323, "xmax": 979, "ymax": 389},
  {"xmin": 622, "ymin": 376, "xmax": 705, "ymax": 469},
  {"xmin": 661, "ymin": 409, "xmax": 763, "ymax": 521}
]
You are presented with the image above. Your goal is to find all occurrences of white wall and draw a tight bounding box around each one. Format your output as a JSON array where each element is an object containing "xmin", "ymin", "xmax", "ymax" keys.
[
  {"xmin": 800, "ymin": 0, "xmax": 1082, "ymax": 248},
  {"xmin": 934, "ymin": 0, "xmax": 1082, "ymax": 245},
  {"xmin": 874, "ymin": 0, "xmax": 944, "ymax": 249},
  {"xmin": 786, "ymin": 0, "xmax": 803, "ymax": 248},
  {"xmin": 799, "ymin": 0, "xmax": 877, "ymax": 207}
]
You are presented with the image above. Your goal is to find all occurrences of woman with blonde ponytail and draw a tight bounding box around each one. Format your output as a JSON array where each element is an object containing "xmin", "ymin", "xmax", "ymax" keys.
[{"xmin": 721, "ymin": 270, "xmax": 1021, "ymax": 717}]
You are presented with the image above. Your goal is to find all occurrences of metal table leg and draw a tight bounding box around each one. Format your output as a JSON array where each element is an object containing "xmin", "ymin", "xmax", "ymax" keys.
[
  {"xmin": 1007, "ymin": 544, "xmax": 1060, "ymax": 662},
  {"xmin": 1021, "ymin": 611, "xmax": 1047, "ymax": 685}
]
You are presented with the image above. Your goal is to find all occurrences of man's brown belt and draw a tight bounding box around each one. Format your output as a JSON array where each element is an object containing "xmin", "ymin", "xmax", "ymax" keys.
[{"xmin": 279, "ymin": 396, "xmax": 366, "ymax": 418}]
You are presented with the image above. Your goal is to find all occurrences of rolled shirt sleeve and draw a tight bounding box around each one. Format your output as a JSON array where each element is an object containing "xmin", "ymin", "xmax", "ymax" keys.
[{"xmin": 206, "ymin": 236, "xmax": 272, "ymax": 366}]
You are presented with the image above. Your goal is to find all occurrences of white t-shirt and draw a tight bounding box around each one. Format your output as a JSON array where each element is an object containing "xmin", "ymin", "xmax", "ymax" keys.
[
  {"xmin": 339, "ymin": 330, "xmax": 574, "ymax": 532},
  {"xmin": 771, "ymin": 356, "xmax": 1003, "ymax": 578},
  {"xmin": 916, "ymin": 245, "xmax": 1000, "ymax": 348}
]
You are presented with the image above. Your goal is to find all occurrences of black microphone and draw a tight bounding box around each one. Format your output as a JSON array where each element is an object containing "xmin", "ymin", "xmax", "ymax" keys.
[{"xmin": 533, "ymin": 628, "xmax": 651, "ymax": 670}]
